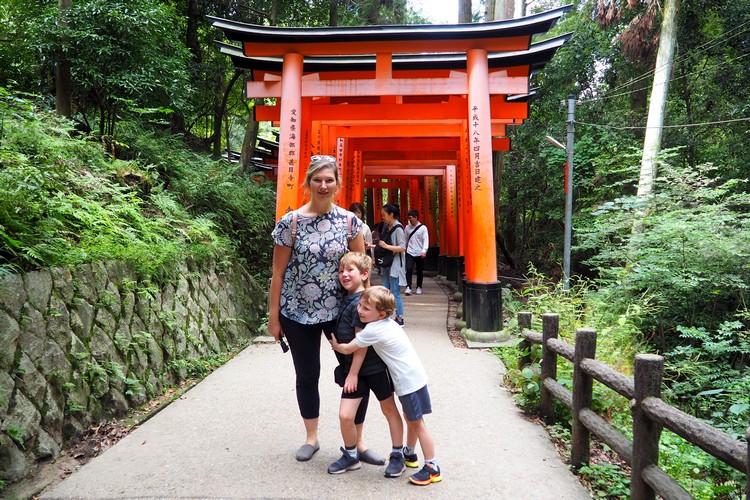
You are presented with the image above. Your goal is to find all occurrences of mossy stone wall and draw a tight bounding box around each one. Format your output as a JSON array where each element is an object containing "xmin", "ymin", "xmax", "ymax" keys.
[{"xmin": 0, "ymin": 260, "xmax": 264, "ymax": 483}]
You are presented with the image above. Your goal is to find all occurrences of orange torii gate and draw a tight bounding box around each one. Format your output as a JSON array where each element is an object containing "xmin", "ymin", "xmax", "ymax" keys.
[{"xmin": 211, "ymin": 7, "xmax": 572, "ymax": 338}]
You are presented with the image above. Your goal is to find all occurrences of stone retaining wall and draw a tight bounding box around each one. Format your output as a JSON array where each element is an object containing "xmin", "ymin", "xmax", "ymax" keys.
[{"xmin": 0, "ymin": 260, "xmax": 264, "ymax": 483}]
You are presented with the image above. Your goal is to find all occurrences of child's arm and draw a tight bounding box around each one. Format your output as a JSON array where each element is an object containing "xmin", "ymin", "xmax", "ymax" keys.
[
  {"xmin": 330, "ymin": 334, "xmax": 361, "ymax": 355},
  {"xmin": 344, "ymin": 348, "xmax": 366, "ymax": 393}
]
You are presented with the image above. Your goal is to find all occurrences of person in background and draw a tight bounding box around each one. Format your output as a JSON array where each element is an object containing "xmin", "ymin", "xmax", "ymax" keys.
[
  {"xmin": 350, "ymin": 202, "xmax": 374, "ymax": 264},
  {"xmin": 268, "ymin": 155, "xmax": 364, "ymax": 462},
  {"xmin": 377, "ymin": 203, "xmax": 406, "ymax": 326},
  {"xmin": 403, "ymin": 210, "xmax": 429, "ymax": 296}
]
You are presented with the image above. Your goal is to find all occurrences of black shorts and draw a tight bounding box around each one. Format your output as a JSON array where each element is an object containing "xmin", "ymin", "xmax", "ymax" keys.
[{"xmin": 341, "ymin": 370, "xmax": 394, "ymax": 401}]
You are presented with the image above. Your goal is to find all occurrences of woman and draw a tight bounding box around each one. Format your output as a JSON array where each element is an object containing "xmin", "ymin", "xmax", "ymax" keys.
[
  {"xmin": 377, "ymin": 203, "xmax": 406, "ymax": 326},
  {"xmin": 349, "ymin": 202, "xmax": 373, "ymax": 262},
  {"xmin": 269, "ymin": 155, "xmax": 364, "ymax": 461}
]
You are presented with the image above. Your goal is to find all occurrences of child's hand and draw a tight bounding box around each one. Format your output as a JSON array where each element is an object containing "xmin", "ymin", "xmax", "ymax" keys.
[{"xmin": 344, "ymin": 374, "xmax": 358, "ymax": 393}]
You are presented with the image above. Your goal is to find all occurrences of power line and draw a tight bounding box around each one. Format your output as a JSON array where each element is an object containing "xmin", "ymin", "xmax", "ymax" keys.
[
  {"xmin": 575, "ymin": 116, "xmax": 750, "ymax": 131},
  {"xmin": 586, "ymin": 20, "xmax": 750, "ymax": 104},
  {"xmin": 582, "ymin": 49, "xmax": 750, "ymax": 105}
]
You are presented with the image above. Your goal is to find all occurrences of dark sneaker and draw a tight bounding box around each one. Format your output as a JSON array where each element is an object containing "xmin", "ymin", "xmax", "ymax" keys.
[
  {"xmin": 404, "ymin": 451, "xmax": 419, "ymax": 468},
  {"xmin": 395, "ymin": 316, "xmax": 405, "ymax": 326},
  {"xmin": 409, "ymin": 463, "xmax": 442, "ymax": 485},
  {"xmin": 328, "ymin": 448, "xmax": 361, "ymax": 474},
  {"xmin": 384, "ymin": 451, "xmax": 405, "ymax": 478}
]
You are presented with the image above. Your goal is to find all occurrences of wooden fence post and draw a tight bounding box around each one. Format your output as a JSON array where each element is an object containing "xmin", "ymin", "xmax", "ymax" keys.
[
  {"xmin": 631, "ymin": 354, "xmax": 664, "ymax": 500},
  {"xmin": 539, "ymin": 313, "xmax": 559, "ymax": 423},
  {"xmin": 571, "ymin": 328, "xmax": 596, "ymax": 469},
  {"xmin": 518, "ymin": 311, "xmax": 532, "ymax": 369}
]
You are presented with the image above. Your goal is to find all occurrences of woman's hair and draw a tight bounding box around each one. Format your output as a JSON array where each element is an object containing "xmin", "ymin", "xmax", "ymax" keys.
[
  {"xmin": 305, "ymin": 155, "xmax": 340, "ymax": 187},
  {"xmin": 339, "ymin": 251, "xmax": 372, "ymax": 274},
  {"xmin": 349, "ymin": 202, "xmax": 365, "ymax": 219},
  {"xmin": 382, "ymin": 203, "xmax": 400, "ymax": 219},
  {"xmin": 360, "ymin": 286, "xmax": 395, "ymax": 317}
]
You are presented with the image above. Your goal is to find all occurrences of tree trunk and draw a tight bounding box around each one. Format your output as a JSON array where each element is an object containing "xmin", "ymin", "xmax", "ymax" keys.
[
  {"xmin": 458, "ymin": 0, "xmax": 472, "ymax": 23},
  {"xmin": 493, "ymin": 0, "xmax": 514, "ymax": 20},
  {"xmin": 635, "ymin": 0, "xmax": 680, "ymax": 229},
  {"xmin": 485, "ymin": 0, "xmax": 494, "ymax": 21},
  {"xmin": 239, "ymin": 102, "xmax": 259, "ymax": 174},
  {"xmin": 214, "ymin": 69, "xmax": 243, "ymax": 160},
  {"xmin": 212, "ymin": 72, "xmax": 224, "ymax": 160},
  {"xmin": 271, "ymin": 0, "xmax": 280, "ymax": 25},
  {"xmin": 55, "ymin": 0, "xmax": 72, "ymax": 117},
  {"xmin": 329, "ymin": 0, "xmax": 338, "ymax": 26},
  {"xmin": 186, "ymin": 0, "xmax": 202, "ymax": 63}
]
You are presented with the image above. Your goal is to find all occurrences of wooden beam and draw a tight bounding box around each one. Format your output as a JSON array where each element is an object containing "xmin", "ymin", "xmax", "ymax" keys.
[
  {"xmin": 332, "ymin": 124, "xmax": 464, "ymax": 138},
  {"xmin": 365, "ymin": 167, "xmax": 445, "ymax": 176},
  {"xmin": 255, "ymin": 98, "xmax": 528, "ymax": 121},
  {"xmin": 363, "ymin": 151, "xmax": 456, "ymax": 161},
  {"xmin": 247, "ymin": 70, "xmax": 529, "ymax": 98},
  {"xmin": 242, "ymin": 37, "xmax": 531, "ymax": 57},
  {"xmin": 352, "ymin": 137, "xmax": 461, "ymax": 151}
]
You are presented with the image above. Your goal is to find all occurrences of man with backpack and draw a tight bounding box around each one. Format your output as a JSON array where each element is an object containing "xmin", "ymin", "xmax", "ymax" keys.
[{"xmin": 403, "ymin": 210, "xmax": 429, "ymax": 296}]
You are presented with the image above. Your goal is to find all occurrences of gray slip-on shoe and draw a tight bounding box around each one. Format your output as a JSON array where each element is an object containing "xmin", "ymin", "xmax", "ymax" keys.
[
  {"xmin": 358, "ymin": 448, "xmax": 386, "ymax": 465},
  {"xmin": 296, "ymin": 441, "xmax": 320, "ymax": 461}
]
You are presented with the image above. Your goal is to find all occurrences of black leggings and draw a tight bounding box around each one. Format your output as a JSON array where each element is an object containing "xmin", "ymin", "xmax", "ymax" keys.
[{"xmin": 279, "ymin": 314, "xmax": 337, "ymax": 420}]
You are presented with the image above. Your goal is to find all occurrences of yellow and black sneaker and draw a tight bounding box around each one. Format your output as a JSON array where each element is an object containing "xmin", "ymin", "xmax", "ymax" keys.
[
  {"xmin": 409, "ymin": 463, "xmax": 442, "ymax": 486},
  {"xmin": 404, "ymin": 451, "xmax": 419, "ymax": 468}
]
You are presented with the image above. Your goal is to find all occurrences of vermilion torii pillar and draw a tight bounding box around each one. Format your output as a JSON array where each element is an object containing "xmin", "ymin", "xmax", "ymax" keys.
[
  {"xmin": 277, "ymin": 53, "xmax": 303, "ymax": 218},
  {"xmin": 211, "ymin": 7, "xmax": 573, "ymax": 337}
]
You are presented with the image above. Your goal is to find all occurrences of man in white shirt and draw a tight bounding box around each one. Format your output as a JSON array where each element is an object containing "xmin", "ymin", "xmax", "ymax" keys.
[{"xmin": 404, "ymin": 210, "xmax": 429, "ymax": 295}]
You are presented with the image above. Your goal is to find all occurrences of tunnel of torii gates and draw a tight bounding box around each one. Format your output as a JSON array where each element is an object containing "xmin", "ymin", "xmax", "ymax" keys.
[{"xmin": 211, "ymin": 5, "xmax": 572, "ymax": 341}]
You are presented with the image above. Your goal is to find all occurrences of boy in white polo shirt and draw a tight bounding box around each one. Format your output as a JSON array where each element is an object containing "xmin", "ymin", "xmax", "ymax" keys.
[{"xmin": 330, "ymin": 285, "xmax": 442, "ymax": 486}]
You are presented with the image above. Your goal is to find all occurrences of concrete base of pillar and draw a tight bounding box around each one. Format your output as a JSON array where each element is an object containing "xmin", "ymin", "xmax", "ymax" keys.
[
  {"xmin": 462, "ymin": 327, "xmax": 511, "ymax": 343},
  {"xmin": 461, "ymin": 328, "xmax": 516, "ymax": 349}
]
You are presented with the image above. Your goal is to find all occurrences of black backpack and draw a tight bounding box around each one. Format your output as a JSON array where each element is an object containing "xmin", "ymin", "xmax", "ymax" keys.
[{"xmin": 374, "ymin": 223, "xmax": 403, "ymax": 268}]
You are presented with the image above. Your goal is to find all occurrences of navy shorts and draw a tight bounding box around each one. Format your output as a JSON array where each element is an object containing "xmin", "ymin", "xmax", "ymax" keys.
[{"xmin": 398, "ymin": 385, "xmax": 432, "ymax": 421}]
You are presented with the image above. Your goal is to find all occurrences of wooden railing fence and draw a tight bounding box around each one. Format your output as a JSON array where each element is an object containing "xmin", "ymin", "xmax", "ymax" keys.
[{"xmin": 516, "ymin": 311, "xmax": 750, "ymax": 500}]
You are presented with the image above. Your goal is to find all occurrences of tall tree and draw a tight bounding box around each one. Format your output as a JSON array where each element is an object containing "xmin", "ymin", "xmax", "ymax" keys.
[
  {"xmin": 459, "ymin": 0, "xmax": 471, "ymax": 23},
  {"xmin": 55, "ymin": 0, "xmax": 72, "ymax": 117},
  {"xmin": 635, "ymin": 0, "xmax": 680, "ymax": 217}
]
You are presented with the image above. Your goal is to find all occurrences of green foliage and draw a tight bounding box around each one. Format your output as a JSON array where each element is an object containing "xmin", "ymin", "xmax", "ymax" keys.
[
  {"xmin": 659, "ymin": 430, "xmax": 747, "ymax": 499},
  {"xmin": 577, "ymin": 462, "xmax": 630, "ymax": 499},
  {"xmin": 662, "ymin": 322, "xmax": 750, "ymax": 437},
  {"xmin": 29, "ymin": 0, "xmax": 193, "ymax": 136},
  {"xmin": 578, "ymin": 160, "xmax": 750, "ymax": 342},
  {"xmin": 0, "ymin": 92, "xmax": 234, "ymax": 278},
  {"xmin": 6, "ymin": 424, "xmax": 26, "ymax": 450},
  {"xmin": 65, "ymin": 398, "xmax": 85, "ymax": 415},
  {"xmin": 116, "ymin": 121, "xmax": 276, "ymax": 280}
]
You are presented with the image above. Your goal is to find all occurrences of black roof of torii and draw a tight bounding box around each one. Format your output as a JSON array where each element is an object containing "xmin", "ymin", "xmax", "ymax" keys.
[
  {"xmin": 208, "ymin": 5, "xmax": 572, "ymax": 57},
  {"xmin": 215, "ymin": 33, "xmax": 572, "ymax": 75},
  {"xmin": 208, "ymin": 5, "xmax": 571, "ymax": 47}
]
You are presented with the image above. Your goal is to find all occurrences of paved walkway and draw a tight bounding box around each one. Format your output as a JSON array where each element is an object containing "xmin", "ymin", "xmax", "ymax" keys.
[{"xmin": 41, "ymin": 277, "xmax": 590, "ymax": 499}]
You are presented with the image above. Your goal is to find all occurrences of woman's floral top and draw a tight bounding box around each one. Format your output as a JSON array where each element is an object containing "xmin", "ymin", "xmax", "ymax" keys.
[{"xmin": 271, "ymin": 206, "xmax": 362, "ymax": 325}]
